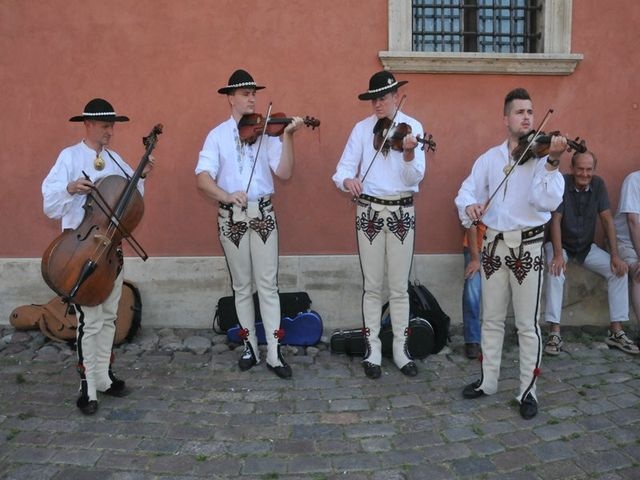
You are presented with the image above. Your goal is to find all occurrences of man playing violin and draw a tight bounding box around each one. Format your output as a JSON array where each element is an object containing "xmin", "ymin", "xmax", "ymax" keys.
[
  {"xmin": 42, "ymin": 98, "xmax": 154, "ymax": 415},
  {"xmin": 332, "ymin": 71, "xmax": 426, "ymax": 379},
  {"xmin": 455, "ymin": 88, "xmax": 567, "ymax": 419},
  {"xmin": 195, "ymin": 69, "xmax": 303, "ymax": 379},
  {"xmin": 543, "ymin": 151, "xmax": 637, "ymax": 356}
]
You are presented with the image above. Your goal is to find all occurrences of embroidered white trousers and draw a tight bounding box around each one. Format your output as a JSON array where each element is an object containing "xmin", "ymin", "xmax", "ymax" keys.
[
  {"xmin": 218, "ymin": 200, "xmax": 283, "ymax": 366},
  {"xmin": 356, "ymin": 201, "xmax": 415, "ymax": 368},
  {"xmin": 479, "ymin": 232, "xmax": 544, "ymax": 402}
]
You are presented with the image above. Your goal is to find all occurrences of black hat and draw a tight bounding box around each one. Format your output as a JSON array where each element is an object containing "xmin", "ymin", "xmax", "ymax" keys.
[
  {"xmin": 217, "ymin": 69, "xmax": 265, "ymax": 95},
  {"xmin": 69, "ymin": 98, "xmax": 130, "ymax": 122},
  {"xmin": 358, "ymin": 71, "xmax": 408, "ymax": 101}
]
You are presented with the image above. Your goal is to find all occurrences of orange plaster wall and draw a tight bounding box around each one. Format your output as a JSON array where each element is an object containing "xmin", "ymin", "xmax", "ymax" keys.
[{"xmin": 1, "ymin": 0, "xmax": 638, "ymax": 258}]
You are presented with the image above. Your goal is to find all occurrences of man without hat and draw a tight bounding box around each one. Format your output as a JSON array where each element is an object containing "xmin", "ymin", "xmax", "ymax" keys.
[
  {"xmin": 332, "ymin": 70, "xmax": 426, "ymax": 379},
  {"xmin": 195, "ymin": 69, "xmax": 304, "ymax": 378},
  {"xmin": 42, "ymin": 98, "xmax": 155, "ymax": 414}
]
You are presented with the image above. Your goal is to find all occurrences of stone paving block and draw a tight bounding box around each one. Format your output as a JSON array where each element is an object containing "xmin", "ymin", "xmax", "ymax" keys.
[
  {"xmin": 442, "ymin": 426, "xmax": 479, "ymax": 442},
  {"xmin": 568, "ymin": 431, "xmax": 616, "ymax": 453},
  {"xmin": 190, "ymin": 455, "xmax": 242, "ymax": 477},
  {"xmin": 137, "ymin": 437, "xmax": 184, "ymax": 454},
  {"xmin": 361, "ymin": 436, "xmax": 392, "ymax": 453},
  {"xmin": 530, "ymin": 439, "xmax": 576, "ymax": 462},
  {"xmin": 287, "ymin": 454, "xmax": 333, "ymax": 474},
  {"xmin": 50, "ymin": 447, "xmax": 103, "ymax": 467},
  {"xmin": 95, "ymin": 451, "xmax": 150, "ymax": 471},
  {"xmin": 0, "ymin": 464, "xmax": 61, "ymax": 480},
  {"xmin": 241, "ymin": 455, "xmax": 288, "ymax": 475},
  {"xmin": 147, "ymin": 452, "xmax": 198, "ymax": 475},
  {"xmin": 315, "ymin": 438, "xmax": 361, "ymax": 455},
  {"xmin": 466, "ymin": 438, "xmax": 505, "ymax": 456},
  {"xmin": 533, "ymin": 421, "xmax": 585, "ymax": 441},
  {"xmin": 92, "ymin": 434, "xmax": 141, "ymax": 451},
  {"xmin": 451, "ymin": 456, "xmax": 496, "ymax": 477},
  {"xmin": 574, "ymin": 450, "xmax": 633, "ymax": 474},
  {"xmin": 331, "ymin": 452, "xmax": 382, "ymax": 471},
  {"xmin": 405, "ymin": 463, "xmax": 453, "ymax": 480},
  {"xmin": 328, "ymin": 398, "xmax": 370, "ymax": 412},
  {"xmin": 491, "ymin": 448, "xmax": 538, "ymax": 472}
]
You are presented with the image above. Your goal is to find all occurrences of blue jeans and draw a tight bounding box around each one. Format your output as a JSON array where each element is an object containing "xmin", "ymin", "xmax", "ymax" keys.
[{"xmin": 462, "ymin": 248, "xmax": 482, "ymax": 344}]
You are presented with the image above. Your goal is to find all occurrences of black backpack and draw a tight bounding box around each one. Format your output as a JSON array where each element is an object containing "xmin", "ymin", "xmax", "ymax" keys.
[{"xmin": 407, "ymin": 281, "xmax": 450, "ymax": 354}]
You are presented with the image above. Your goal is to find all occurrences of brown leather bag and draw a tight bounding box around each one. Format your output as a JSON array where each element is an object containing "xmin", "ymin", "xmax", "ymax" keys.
[{"xmin": 9, "ymin": 280, "xmax": 142, "ymax": 345}]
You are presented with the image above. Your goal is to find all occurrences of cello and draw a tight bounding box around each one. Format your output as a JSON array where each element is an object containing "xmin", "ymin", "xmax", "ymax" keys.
[{"xmin": 41, "ymin": 124, "xmax": 162, "ymax": 306}]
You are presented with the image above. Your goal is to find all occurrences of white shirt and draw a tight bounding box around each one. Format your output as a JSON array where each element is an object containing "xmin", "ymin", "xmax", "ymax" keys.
[
  {"xmin": 615, "ymin": 170, "xmax": 640, "ymax": 250},
  {"xmin": 455, "ymin": 140, "xmax": 564, "ymax": 230},
  {"xmin": 332, "ymin": 112, "xmax": 426, "ymax": 196},
  {"xmin": 195, "ymin": 116, "xmax": 283, "ymax": 201},
  {"xmin": 42, "ymin": 141, "xmax": 142, "ymax": 230}
]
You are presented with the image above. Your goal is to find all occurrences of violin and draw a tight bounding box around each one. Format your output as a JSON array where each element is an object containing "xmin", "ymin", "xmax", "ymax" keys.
[
  {"xmin": 512, "ymin": 130, "xmax": 586, "ymax": 164},
  {"xmin": 238, "ymin": 112, "xmax": 320, "ymax": 145},
  {"xmin": 373, "ymin": 117, "xmax": 436, "ymax": 154},
  {"xmin": 41, "ymin": 124, "xmax": 162, "ymax": 306}
]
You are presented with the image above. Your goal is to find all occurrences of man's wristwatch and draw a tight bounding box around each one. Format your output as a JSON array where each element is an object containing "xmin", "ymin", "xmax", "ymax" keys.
[{"xmin": 546, "ymin": 157, "xmax": 560, "ymax": 167}]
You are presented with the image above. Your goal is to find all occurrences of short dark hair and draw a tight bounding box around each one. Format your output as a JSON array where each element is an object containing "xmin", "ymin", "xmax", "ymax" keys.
[
  {"xmin": 504, "ymin": 88, "xmax": 531, "ymax": 115},
  {"xmin": 571, "ymin": 150, "xmax": 597, "ymax": 169}
]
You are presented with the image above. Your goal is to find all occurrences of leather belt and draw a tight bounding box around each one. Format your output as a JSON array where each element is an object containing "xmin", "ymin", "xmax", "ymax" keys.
[
  {"xmin": 219, "ymin": 196, "xmax": 272, "ymax": 211},
  {"xmin": 358, "ymin": 194, "xmax": 413, "ymax": 207},
  {"xmin": 495, "ymin": 224, "xmax": 545, "ymax": 241}
]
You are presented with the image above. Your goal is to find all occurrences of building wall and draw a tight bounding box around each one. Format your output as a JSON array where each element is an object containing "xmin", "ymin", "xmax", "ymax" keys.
[{"xmin": 1, "ymin": 1, "xmax": 638, "ymax": 329}]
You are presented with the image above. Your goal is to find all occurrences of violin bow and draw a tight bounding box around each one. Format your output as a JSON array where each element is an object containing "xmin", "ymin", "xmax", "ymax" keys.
[
  {"xmin": 244, "ymin": 102, "xmax": 273, "ymax": 199},
  {"xmin": 474, "ymin": 108, "xmax": 554, "ymax": 225},
  {"xmin": 358, "ymin": 94, "xmax": 407, "ymax": 186}
]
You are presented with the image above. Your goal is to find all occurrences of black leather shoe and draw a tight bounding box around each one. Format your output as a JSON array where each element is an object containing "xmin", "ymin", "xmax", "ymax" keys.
[
  {"xmin": 462, "ymin": 380, "xmax": 486, "ymax": 399},
  {"xmin": 464, "ymin": 343, "xmax": 481, "ymax": 360},
  {"xmin": 267, "ymin": 362, "xmax": 292, "ymax": 379},
  {"xmin": 76, "ymin": 395, "xmax": 98, "ymax": 415},
  {"xmin": 238, "ymin": 344, "xmax": 258, "ymax": 371},
  {"xmin": 400, "ymin": 361, "xmax": 418, "ymax": 377},
  {"xmin": 519, "ymin": 393, "xmax": 538, "ymax": 420},
  {"xmin": 103, "ymin": 379, "xmax": 131, "ymax": 397},
  {"xmin": 363, "ymin": 361, "xmax": 381, "ymax": 379}
]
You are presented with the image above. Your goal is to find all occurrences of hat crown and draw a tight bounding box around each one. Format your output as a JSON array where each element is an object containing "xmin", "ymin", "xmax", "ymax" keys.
[
  {"xmin": 83, "ymin": 98, "xmax": 116, "ymax": 115},
  {"xmin": 227, "ymin": 69, "xmax": 256, "ymax": 87},
  {"xmin": 368, "ymin": 71, "xmax": 397, "ymax": 92}
]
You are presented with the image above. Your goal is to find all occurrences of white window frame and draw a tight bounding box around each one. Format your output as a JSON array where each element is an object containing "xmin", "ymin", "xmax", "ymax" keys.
[{"xmin": 380, "ymin": 0, "xmax": 583, "ymax": 75}]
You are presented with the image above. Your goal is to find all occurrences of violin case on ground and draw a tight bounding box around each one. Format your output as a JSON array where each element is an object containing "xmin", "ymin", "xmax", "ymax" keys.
[
  {"xmin": 213, "ymin": 291, "xmax": 312, "ymax": 333},
  {"xmin": 226, "ymin": 310, "xmax": 323, "ymax": 347},
  {"xmin": 330, "ymin": 281, "xmax": 449, "ymax": 359},
  {"xmin": 9, "ymin": 280, "xmax": 142, "ymax": 345}
]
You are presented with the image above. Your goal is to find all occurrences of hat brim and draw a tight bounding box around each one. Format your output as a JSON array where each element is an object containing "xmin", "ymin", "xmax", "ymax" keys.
[
  {"xmin": 69, "ymin": 115, "xmax": 130, "ymax": 122},
  {"xmin": 217, "ymin": 85, "xmax": 265, "ymax": 95},
  {"xmin": 358, "ymin": 80, "xmax": 408, "ymax": 101}
]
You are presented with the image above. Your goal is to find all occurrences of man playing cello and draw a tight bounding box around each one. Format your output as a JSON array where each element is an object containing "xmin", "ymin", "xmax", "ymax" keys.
[{"xmin": 42, "ymin": 98, "xmax": 154, "ymax": 415}]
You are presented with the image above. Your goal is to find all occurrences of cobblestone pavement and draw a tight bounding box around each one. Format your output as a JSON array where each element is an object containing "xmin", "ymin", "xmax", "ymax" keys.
[{"xmin": 1, "ymin": 325, "xmax": 640, "ymax": 480}]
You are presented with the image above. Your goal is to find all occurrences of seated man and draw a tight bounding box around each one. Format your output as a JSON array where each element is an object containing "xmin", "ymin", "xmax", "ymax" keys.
[
  {"xmin": 544, "ymin": 151, "xmax": 638, "ymax": 355},
  {"xmin": 614, "ymin": 169, "xmax": 640, "ymax": 329}
]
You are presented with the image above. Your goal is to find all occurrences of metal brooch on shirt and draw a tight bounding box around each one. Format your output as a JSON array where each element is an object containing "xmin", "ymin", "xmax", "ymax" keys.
[{"xmin": 94, "ymin": 155, "xmax": 105, "ymax": 171}]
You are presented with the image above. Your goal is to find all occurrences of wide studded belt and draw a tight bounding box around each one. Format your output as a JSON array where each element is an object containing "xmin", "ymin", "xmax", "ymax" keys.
[
  {"xmin": 358, "ymin": 194, "xmax": 413, "ymax": 207},
  {"xmin": 494, "ymin": 224, "xmax": 545, "ymax": 241}
]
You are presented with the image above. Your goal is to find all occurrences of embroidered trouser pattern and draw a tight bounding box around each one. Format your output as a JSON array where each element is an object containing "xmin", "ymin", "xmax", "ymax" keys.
[
  {"xmin": 76, "ymin": 271, "xmax": 124, "ymax": 401},
  {"xmin": 356, "ymin": 202, "xmax": 415, "ymax": 368},
  {"xmin": 479, "ymin": 233, "xmax": 544, "ymax": 402},
  {"xmin": 218, "ymin": 200, "xmax": 283, "ymax": 366}
]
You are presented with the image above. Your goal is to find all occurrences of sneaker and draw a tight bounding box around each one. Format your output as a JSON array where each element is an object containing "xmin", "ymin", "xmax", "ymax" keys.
[
  {"xmin": 544, "ymin": 333, "xmax": 563, "ymax": 356},
  {"xmin": 605, "ymin": 330, "xmax": 640, "ymax": 355}
]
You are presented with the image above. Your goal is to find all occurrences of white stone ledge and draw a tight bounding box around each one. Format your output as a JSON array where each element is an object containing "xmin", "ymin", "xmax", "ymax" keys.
[
  {"xmin": 0, "ymin": 255, "xmax": 615, "ymax": 333},
  {"xmin": 379, "ymin": 51, "xmax": 584, "ymax": 75}
]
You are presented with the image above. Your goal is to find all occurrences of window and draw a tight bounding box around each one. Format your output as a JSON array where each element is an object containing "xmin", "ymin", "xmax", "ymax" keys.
[
  {"xmin": 413, "ymin": 0, "xmax": 541, "ymax": 53},
  {"xmin": 381, "ymin": 0, "xmax": 583, "ymax": 74}
]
